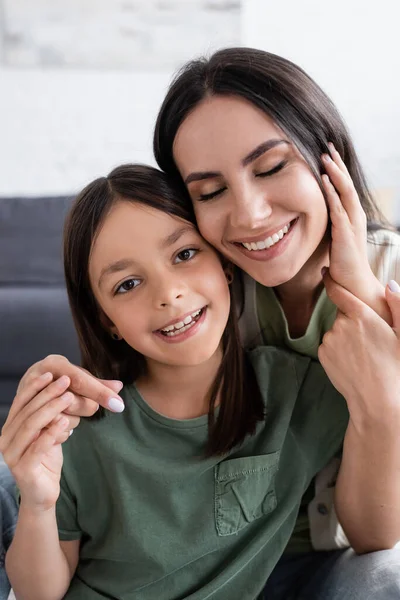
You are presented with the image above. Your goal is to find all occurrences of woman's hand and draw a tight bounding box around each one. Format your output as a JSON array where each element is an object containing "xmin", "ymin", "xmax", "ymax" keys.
[
  {"xmin": 318, "ymin": 272, "xmax": 400, "ymax": 427},
  {"xmin": 14, "ymin": 354, "xmax": 125, "ymax": 422},
  {"xmin": 319, "ymin": 273, "xmax": 400, "ymax": 551},
  {"xmin": 0, "ymin": 374, "xmax": 75, "ymax": 512},
  {"xmin": 321, "ymin": 143, "xmax": 391, "ymax": 325}
]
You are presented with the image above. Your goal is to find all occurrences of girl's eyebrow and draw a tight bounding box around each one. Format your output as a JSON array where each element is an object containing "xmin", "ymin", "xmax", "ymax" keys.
[
  {"xmin": 97, "ymin": 225, "xmax": 194, "ymax": 288},
  {"xmin": 184, "ymin": 138, "xmax": 290, "ymax": 185},
  {"xmin": 98, "ymin": 258, "xmax": 136, "ymax": 289}
]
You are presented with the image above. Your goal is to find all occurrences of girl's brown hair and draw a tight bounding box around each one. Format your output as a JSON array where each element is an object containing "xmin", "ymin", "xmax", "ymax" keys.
[{"xmin": 64, "ymin": 164, "xmax": 264, "ymax": 455}]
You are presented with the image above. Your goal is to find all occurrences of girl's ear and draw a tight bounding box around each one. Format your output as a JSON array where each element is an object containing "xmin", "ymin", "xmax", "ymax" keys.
[
  {"xmin": 99, "ymin": 311, "xmax": 122, "ymax": 341},
  {"xmin": 224, "ymin": 263, "xmax": 234, "ymax": 285}
]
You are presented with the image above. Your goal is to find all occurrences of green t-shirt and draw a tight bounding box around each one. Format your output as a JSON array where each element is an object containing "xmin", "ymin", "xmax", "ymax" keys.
[
  {"xmin": 256, "ymin": 285, "xmax": 337, "ymax": 553},
  {"xmin": 56, "ymin": 347, "xmax": 348, "ymax": 599}
]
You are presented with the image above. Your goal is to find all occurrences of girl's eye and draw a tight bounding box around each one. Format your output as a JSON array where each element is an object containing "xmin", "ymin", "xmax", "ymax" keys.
[
  {"xmin": 115, "ymin": 278, "xmax": 140, "ymax": 295},
  {"xmin": 198, "ymin": 186, "xmax": 227, "ymax": 202},
  {"xmin": 256, "ymin": 160, "xmax": 287, "ymax": 178},
  {"xmin": 175, "ymin": 248, "xmax": 198, "ymax": 263}
]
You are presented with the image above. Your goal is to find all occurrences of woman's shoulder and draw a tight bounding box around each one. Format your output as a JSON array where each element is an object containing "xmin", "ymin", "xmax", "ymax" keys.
[{"xmin": 367, "ymin": 227, "xmax": 400, "ymax": 283}]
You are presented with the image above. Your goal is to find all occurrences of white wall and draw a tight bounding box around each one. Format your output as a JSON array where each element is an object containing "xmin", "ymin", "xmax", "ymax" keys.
[
  {"xmin": 0, "ymin": 68, "xmax": 172, "ymax": 195},
  {"xmin": 0, "ymin": 0, "xmax": 240, "ymax": 197},
  {"xmin": 242, "ymin": 0, "xmax": 400, "ymax": 221}
]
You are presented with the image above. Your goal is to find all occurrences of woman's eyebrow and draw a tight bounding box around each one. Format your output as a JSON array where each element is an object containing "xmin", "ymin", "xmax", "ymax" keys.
[
  {"xmin": 242, "ymin": 139, "xmax": 290, "ymax": 167},
  {"xmin": 184, "ymin": 139, "xmax": 290, "ymax": 185}
]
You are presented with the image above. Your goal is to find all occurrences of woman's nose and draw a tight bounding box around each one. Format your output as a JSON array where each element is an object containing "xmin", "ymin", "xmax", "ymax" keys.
[{"xmin": 229, "ymin": 186, "xmax": 272, "ymax": 230}]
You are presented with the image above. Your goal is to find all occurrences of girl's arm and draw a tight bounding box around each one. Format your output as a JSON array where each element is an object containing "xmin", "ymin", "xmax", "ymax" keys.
[
  {"xmin": 322, "ymin": 144, "xmax": 392, "ymax": 325},
  {"xmin": 0, "ymin": 374, "xmax": 78, "ymax": 599},
  {"xmin": 6, "ymin": 505, "xmax": 79, "ymax": 600},
  {"xmin": 319, "ymin": 275, "xmax": 400, "ymax": 553}
]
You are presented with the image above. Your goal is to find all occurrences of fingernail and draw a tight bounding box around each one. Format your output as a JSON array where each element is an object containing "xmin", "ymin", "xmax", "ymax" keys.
[
  {"xmin": 112, "ymin": 380, "xmax": 124, "ymax": 393},
  {"xmin": 321, "ymin": 266, "xmax": 328, "ymax": 277},
  {"xmin": 388, "ymin": 279, "xmax": 400, "ymax": 293},
  {"xmin": 39, "ymin": 372, "xmax": 52, "ymax": 381},
  {"xmin": 58, "ymin": 375, "xmax": 70, "ymax": 387},
  {"xmin": 60, "ymin": 391, "xmax": 72, "ymax": 402},
  {"xmin": 108, "ymin": 397, "xmax": 125, "ymax": 413},
  {"xmin": 328, "ymin": 142, "xmax": 336, "ymax": 152},
  {"xmin": 322, "ymin": 154, "xmax": 332, "ymax": 163},
  {"xmin": 58, "ymin": 417, "xmax": 69, "ymax": 429}
]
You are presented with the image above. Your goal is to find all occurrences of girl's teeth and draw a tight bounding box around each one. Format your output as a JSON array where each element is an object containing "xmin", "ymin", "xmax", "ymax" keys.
[
  {"xmin": 160, "ymin": 309, "xmax": 203, "ymax": 334},
  {"xmin": 242, "ymin": 223, "xmax": 291, "ymax": 251}
]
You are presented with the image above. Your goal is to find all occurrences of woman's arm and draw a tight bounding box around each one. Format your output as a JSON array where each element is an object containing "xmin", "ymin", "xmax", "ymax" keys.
[{"xmin": 319, "ymin": 275, "xmax": 400, "ymax": 553}]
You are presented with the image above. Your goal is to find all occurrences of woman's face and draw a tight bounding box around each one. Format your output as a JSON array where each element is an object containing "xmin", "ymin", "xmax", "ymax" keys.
[
  {"xmin": 89, "ymin": 200, "xmax": 230, "ymax": 369},
  {"xmin": 173, "ymin": 95, "xmax": 329, "ymax": 287}
]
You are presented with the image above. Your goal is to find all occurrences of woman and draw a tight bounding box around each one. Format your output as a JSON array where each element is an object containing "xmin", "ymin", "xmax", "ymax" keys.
[{"xmin": 152, "ymin": 47, "xmax": 400, "ymax": 599}]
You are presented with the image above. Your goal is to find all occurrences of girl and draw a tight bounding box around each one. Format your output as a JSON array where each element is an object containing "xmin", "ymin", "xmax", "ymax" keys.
[
  {"xmin": 152, "ymin": 47, "xmax": 400, "ymax": 597},
  {"xmin": 2, "ymin": 164, "xmax": 354, "ymax": 599}
]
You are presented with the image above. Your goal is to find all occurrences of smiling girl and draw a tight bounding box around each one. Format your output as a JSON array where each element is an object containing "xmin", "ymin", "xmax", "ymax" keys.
[{"xmin": 1, "ymin": 164, "xmax": 356, "ymax": 599}]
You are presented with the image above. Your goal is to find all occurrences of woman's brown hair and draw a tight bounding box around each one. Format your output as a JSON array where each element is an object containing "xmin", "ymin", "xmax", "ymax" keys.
[
  {"xmin": 154, "ymin": 46, "xmax": 388, "ymax": 229},
  {"xmin": 63, "ymin": 164, "xmax": 264, "ymax": 456}
]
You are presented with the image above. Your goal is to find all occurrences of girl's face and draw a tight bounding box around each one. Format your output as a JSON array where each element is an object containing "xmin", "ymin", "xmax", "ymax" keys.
[
  {"xmin": 173, "ymin": 95, "xmax": 329, "ymax": 287},
  {"xmin": 89, "ymin": 200, "xmax": 230, "ymax": 368}
]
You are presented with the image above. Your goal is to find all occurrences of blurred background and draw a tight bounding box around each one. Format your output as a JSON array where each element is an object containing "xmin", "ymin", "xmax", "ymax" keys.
[{"xmin": 0, "ymin": 0, "xmax": 399, "ymax": 221}]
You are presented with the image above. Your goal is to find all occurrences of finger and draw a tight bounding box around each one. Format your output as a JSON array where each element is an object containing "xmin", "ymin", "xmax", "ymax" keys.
[
  {"xmin": 5, "ymin": 371, "xmax": 55, "ymax": 428},
  {"xmin": 62, "ymin": 396, "xmax": 100, "ymax": 418},
  {"xmin": 3, "ymin": 376, "xmax": 71, "ymax": 442},
  {"xmin": 328, "ymin": 142, "xmax": 349, "ymax": 176},
  {"xmin": 386, "ymin": 280, "xmax": 400, "ymax": 332},
  {"xmin": 48, "ymin": 414, "xmax": 80, "ymax": 440},
  {"xmin": 323, "ymin": 270, "xmax": 370, "ymax": 318},
  {"xmin": 18, "ymin": 418, "xmax": 69, "ymax": 474},
  {"xmin": 322, "ymin": 154, "xmax": 363, "ymax": 224},
  {"xmin": 322, "ymin": 174, "xmax": 348, "ymax": 225},
  {"xmin": 2, "ymin": 392, "xmax": 73, "ymax": 467},
  {"xmin": 16, "ymin": 355, "xmax": 124, "ymax": 413}
]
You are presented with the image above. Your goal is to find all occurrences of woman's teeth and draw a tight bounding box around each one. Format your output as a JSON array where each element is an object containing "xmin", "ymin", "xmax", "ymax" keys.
[
  {"xmin": 160, "ymin": 308, "xmax": 202, "ymax": 337},
  {"xmin": 241, "ymin": 223, "xmax": 290, "ymax": 251}
]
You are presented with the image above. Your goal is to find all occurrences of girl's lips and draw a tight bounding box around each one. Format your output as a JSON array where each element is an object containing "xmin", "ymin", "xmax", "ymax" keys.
[
  {"xmin": 233, "ymin": 218, "xmax": 298, "ymax": 262},
  {"xmin": 153, "ymin": 306, "xmax": 207, "ymax": 344}
]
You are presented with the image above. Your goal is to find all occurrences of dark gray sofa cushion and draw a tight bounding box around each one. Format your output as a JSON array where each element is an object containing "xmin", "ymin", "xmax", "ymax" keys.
[{"xmin": 0, "ymin": 196, "xmax": 80, "ymax": 426}]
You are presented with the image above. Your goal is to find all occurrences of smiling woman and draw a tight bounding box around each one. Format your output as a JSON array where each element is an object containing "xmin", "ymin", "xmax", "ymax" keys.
[{"xmin": 153, "ymin": 46, "xmax": 400, "ymax": 599}]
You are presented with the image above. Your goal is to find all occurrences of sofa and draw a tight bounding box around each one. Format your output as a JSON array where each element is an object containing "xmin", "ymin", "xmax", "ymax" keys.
[{"xmin": 0, "ymin": 196, "xmax": 80, "ymax": 427}]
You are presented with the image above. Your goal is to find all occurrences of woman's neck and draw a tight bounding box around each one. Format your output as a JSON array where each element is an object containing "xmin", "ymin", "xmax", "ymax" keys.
[
  {"xmin": 135, "ymin": 346, "xmax": 223, "ymax": 420},
  {"xmin": 274, "ymin": 239, "xmax": 330, "ymax": 338}
]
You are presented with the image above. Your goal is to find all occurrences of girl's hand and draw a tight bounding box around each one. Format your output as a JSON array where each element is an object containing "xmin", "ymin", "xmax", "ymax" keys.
[
  {"xmin": 0, "ymin": 375, "xmax": 74, "ymax": 512},
  {"xmin": 318, "ymin": 272, "xmax": 400, "ymax": 427},
  {"xmin": 321, "ymin": 143, "xmax": 391, "ymax": 324}
]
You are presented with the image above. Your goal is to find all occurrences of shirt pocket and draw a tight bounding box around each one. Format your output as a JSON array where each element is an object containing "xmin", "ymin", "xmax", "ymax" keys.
[{"xmin": 215, "ymin": 452, "xmax": 280, "ymax": 536}]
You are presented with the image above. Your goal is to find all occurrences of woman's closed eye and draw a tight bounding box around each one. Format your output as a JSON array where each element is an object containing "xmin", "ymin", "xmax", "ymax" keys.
[
  {"xmin": 114, "ymin": 278, "xmax": 141, "ymax": 295},
  {"xmin": 255, "ymin": 160, "xmax": 287, "ymax": 178},
  {"xmin": 196, "ymin": 161, "xmax": 287, "ymax": 202}
]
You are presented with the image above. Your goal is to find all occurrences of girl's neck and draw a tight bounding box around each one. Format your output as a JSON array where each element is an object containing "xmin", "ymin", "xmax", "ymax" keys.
[
  {"xmin": 135, "ymin": 346, "xmax": 223, "ymax": 420},
  {"xmin": 274, "ymin": 238, "xmax": 330, "ymax": 338}
]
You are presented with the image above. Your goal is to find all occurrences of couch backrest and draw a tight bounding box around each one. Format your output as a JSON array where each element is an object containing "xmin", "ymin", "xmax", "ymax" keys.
[{"xmin": 0, "ymin": 196, "xmax": 80, "ymax": 424}]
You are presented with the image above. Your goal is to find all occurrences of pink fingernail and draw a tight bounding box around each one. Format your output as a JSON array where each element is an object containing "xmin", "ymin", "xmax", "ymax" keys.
[
  {"xmin": 388, "ymin": 280, "xmax": 400, "ymax": 293},
  {"xmin": 108, "ymin": 398, "xmax": 125, "ymax": 413},
  {"xmin": 322, "ymin": 154, "xmax": 332, "ymax": 163}
]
